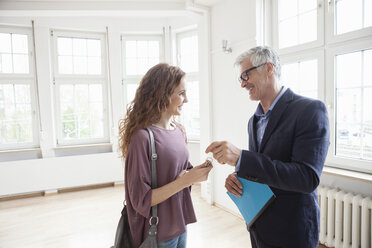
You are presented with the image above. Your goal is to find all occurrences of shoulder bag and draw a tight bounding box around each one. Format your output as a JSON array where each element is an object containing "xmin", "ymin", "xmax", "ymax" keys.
[{"xmin": 112, "ymin": 127, "xmax": 159, "ymax": 248}]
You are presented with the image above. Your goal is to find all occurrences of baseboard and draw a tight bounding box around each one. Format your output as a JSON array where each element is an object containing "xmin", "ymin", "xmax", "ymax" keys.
[
  {"xmin": 0, "ymin": 182, "xmax": 116, "ymax": 201},
  {"xmin": 213, "ymin": 202, "xmax": 244, "ymax": 220}
]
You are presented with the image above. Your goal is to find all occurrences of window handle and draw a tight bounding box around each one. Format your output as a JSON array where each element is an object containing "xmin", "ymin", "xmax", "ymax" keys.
[{"xmin": 327, "ymin": 0, "xmax": 333, "ymax": 13}]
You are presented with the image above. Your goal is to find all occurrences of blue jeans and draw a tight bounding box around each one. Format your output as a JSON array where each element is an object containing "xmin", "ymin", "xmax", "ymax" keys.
[{"xmin": 157, "ymin": 228, "xmax": 187, "ymax": 248}]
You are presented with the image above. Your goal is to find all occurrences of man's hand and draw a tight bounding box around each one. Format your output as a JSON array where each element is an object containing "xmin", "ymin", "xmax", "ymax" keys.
[
  {"xmin": 205, "ymin": 141, "xmax": 241, "ymax": 166},
  {"xmin": 225, "ymin": 173, "xmax": 243, "ymax": 197}
]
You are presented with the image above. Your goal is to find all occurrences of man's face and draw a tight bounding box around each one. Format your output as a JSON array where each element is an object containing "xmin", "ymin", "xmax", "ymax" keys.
[{"xmin": 239, "ymin": 58, "xmax": 267, "ymax": 101}]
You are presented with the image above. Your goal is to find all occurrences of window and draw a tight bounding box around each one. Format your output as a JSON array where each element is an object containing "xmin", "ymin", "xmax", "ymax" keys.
[
  {"xmin": 335, "ymin": 49, "xmax": 372, "ymax": 161},
  {"xmin": 281, "ymin": 59, "xmax": 318, "ymax": 99},
  {"xmin": 335, "ymin": 0, "xmax": 372, "ymax": 35},
  {"xmin": 273, "ymin": 0, "xmax": 321, "ymax": 50},
  {"xmin": 121, "ymin": 35, "xmax": 163, "ymax": 106},
  {"xmin": 51, "ymin": 31, "xmax": 109, "ymax": 146},
  {"xmin": 176, "ymin": 31, "xmax": 200, "ymax": 141},
  {"xmin": 0, "ymin": 27, "xmax": 39, "ymax": 150},
  {"xmin": 271, "ymin": 0, "xmax": 372, "ymax": 172}
]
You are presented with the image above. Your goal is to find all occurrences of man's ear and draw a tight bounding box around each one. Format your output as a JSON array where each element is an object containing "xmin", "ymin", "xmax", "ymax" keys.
[{"xmin": 266, "ymin": 62, "xmax": 274, "ymax": 76}]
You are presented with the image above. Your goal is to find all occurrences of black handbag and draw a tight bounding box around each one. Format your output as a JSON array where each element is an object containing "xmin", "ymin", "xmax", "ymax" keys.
[
  {"xmin": 112, "ymin": 127, "xmax": 159, "ymax": 248},
  {"xmin": 112, "ymin": 205, "xmax": 133, "ymax": 248}
]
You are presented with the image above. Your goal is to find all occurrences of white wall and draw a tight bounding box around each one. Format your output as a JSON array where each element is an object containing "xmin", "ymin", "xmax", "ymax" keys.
[{"xmin": 208, "ymin": 0, "xmax": 259, "ymax": 212}]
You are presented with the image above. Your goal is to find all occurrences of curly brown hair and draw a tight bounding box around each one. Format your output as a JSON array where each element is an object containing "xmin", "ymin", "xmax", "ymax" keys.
[{"xmin": 118, "ymin": 63, "xmax": 186, "ymax": 158}]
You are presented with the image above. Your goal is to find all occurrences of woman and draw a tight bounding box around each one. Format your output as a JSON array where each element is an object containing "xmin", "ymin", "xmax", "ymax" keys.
[{"xmin": 118, "ymin": 63, "xmax": 213, "ymax": 248}]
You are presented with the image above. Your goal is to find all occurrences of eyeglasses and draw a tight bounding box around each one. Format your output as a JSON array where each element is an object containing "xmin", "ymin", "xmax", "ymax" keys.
[{"xmin": 239, "ymin": 63, "xmax": 266, "ymax": 83}]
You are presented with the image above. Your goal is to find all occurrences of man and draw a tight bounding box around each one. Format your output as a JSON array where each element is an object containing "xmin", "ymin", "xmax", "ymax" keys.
[{"xmin": 206, "ymin": 46, "xmax": 330, "ymax": 248}]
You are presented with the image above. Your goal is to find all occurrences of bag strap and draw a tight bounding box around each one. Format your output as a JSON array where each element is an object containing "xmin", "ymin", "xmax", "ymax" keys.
[{"xmin": 145, "ymin": 127, "xmax": 159, "ymax": 232}]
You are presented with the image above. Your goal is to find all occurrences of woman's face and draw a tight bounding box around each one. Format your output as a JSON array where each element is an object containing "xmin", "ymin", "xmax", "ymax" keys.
[{"xmin": 166, "ymin": 77, "xmax": 188, "ymax": 116}]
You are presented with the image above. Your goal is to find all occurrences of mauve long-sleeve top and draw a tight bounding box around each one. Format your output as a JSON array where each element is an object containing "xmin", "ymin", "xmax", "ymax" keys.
[{"xmin": 124, "ymin": 125, "xmax": 197, "ymax": 248}]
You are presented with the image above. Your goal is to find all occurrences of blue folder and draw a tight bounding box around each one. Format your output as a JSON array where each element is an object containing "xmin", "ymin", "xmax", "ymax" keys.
[{"xmin": 227, "ymin": 177, "xmax": 275, "ymax": 228}]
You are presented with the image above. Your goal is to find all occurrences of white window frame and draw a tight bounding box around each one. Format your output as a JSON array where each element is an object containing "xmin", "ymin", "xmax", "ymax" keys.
[
  {"xmin": 0, "ymin": 26, "xmax": 39, "ymax": 150},
  {"xmin": 270, "ymin": 0, "xmax": 372, "ymax": 173},
  {"xmin": 51, "ymin": 30, "xmax": 109, "ymax": 146},
  {"xmin": 176, "ymin": 30, "xmax": 200, "ymax": 141},
  {"xmin": 121, "ymin": 35, "xmax": 164, "ymax": 108},
  {"xmin": 272, "ymin": 0, "xmax": 325, "ymax": 54},
  {"xmin": 325, "ymin": 40, "xmax": 372, "ymax": 173}
]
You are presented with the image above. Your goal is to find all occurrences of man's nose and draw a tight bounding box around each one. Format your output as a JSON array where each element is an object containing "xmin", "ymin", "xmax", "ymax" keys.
[{"xmin": 241, "ymin": 80, "xmax": 247, "ymax": 88}]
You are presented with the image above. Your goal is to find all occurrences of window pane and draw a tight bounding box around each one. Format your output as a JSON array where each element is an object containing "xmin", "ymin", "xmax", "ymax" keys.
[
  {"xmin": 336, "ymin": 52, "xmax": 362, "ymax": 88},
  {"xmin": 89, "ymin": 84, "xmax": 102, "ymax": 102},
  {"xmin": 282, "ymin": 63, "xmax": 299, "ymax": 92},
  {"xmin": 335, "ymin": 50, "xmax": 371, "ymax": 161},
  {"xmin": 58, "ymin": 56, "xmax": 73, "ymax": 74},
  {"xmin": 0, "ymin": 84, "xmax": 33, "ymax": 145},
  {"xmin": 363, "ymin": 88, "xmax": 372, "ymax": 122},
  {"xmin": 18, "ymin": 121, "xmax": 32, "ymax": 142},
  {"xmin": 12, "ymin": 34, "xmax": 28, "ymax": 54},
  {"xmin": 58, "ymin": 37, "xmax": 72, "ymax": 56},
  {"xmin": 299, "ymin": 0, "xmax": 316, "ymax": 13},
  {"xmin": 137, "ymin": 41, "xmax": 148, "ymax": 58},
  {"xmin": 13, "ymin": 54, "xmax": 29, "ymax": 73},
  {"xmin": 336, "ymin": 0, "xmax": 363, "ymax": 34},
  {"xmin": 299, "ymin": 59, "xmax": 318, "ymax": 95},
  {"xmin": 282, "ymin": 59, "xmax": 318, "ymax": 98},
  {"xmin": 91, "ymin": 102, "xmax": 103, "ymax": 120},
  {"xmin": 73, "ymin": 56, "xmax": 87, "ymax": 74},
  {"xmin": 92, "ymin": 119, "xmax": 104, "ymax": 137},
  {"xmin": 279, "ymin": 17, "xmax": 298, "ymax": 48},
  {"xmin": 73, "ymin": 38, "xmax": 87, "ymax": 56},
  {"xmin": 148, "ymin": 41, "xmax": 160, "ymax": 57},
  {"xmin": 279, "ymin": 0, "xmax": 298, "ymax": 19},
  {"xmin": 87, "ymin": 57, "xmax": 101, "ymax": 75},
  {"xmin": 87, "ymin": 39, "xmax": 101, "ymax": 57},
  {"xmin": 278, "ymin": 0, "xmax": 317, "ymax": 48},
  {"xmin": 137, "ymin": 57, "xmax": 148, "ymax": 75},
  {"xmin": 299, "ymin": 10, "xmax": 317, "ymax": 44},
  {"xmin": 337, "ymin": 89, "xmax": 361, "ymax": 124},
  {"xmin": 126, "ymin": 58, "xmax": 137, "ymax": 75},
  {"xmin": 1, "ymin": 54, "xmax": 13, "ymax": 73},
  {"xmin": 126, "ymin": 41, "xmax": 137, "ymax": 58},
  {"xmin": 15, "ymin": 85, "xmax": 31, "ymax": 104},
  {"xmin": 0, "ymin": 33, "xmax": 11, "ymax": 53},
  {"xmin": 179, "ymin": 80, "xmax": 200, "ymax": 139},
  {"xmin": 60, "ymin": 85, "xmax": 74, "ymax": 103},
  {"xmin": 364, "ymin": 50, "xmax": 372, "ymax": 86},
  {"xmin": 59, "ymin": 83, "xmax": 105, "ymax": 141},
  {"xmin": 366, "ymin": 0, "xmax": 372, "ymax": 28},
  {"xmin": 180, "ymin": 36, "xmax": 198, "ymax": 73},
  {"xmin": 126, "ymin": 84, "xmax": 139, "ymax": 104}
]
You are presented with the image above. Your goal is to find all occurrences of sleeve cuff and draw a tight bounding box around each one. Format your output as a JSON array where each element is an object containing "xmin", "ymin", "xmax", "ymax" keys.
[{"xmin": 235, "ymin": 152, "xmax": 242, "ymax": 173}]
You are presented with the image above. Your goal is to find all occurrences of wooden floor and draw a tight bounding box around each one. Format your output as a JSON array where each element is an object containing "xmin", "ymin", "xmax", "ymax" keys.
[{"xmin": 0, "ymin": 184, "xmax": 251, "ymax": 248}]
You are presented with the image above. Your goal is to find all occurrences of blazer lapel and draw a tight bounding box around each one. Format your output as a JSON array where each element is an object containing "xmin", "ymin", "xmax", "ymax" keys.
[{"xmin": 259, "ymin": 89, "xmax": 294, "ymax": 152}]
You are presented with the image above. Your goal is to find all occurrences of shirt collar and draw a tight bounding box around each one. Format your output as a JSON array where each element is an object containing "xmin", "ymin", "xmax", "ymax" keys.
[{"xmin": 255, "ymin": 86, "xmax": 287, "ymax": 117}]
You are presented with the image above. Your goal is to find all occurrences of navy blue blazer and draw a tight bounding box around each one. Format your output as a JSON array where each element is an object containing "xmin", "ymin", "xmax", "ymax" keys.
[{"xmin": 237, "ymin": 89, "xmax": 330, "ymax": 248}]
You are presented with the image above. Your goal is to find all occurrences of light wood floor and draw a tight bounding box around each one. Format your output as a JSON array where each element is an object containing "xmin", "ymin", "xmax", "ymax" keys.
[{"xmin": 0, "ymin": 184, "xmax": 251, "ymax": 248}]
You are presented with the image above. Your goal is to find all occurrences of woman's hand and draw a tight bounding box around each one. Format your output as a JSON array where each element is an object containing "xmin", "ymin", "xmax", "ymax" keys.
[{"xmin": 181, "ymin": 162, "xmax": 213, "ymax": 187}]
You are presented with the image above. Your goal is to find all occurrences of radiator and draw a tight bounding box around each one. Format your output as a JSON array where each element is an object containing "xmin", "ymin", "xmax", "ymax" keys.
[{"xmin": 318, "ymin": 186, "xmax": 372, "ymax": 248}]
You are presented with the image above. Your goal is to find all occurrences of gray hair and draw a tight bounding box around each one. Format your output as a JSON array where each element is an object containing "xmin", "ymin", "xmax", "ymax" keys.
[{"xmin": 235, "ymin": 46, "xmax": 281, "ymax": 79}]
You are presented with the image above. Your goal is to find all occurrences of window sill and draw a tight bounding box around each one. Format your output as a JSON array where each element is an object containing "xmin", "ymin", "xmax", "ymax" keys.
[
  {"xmin": 187, "ymin": 140, "xmax": 200, "ymax": 144},
  {"xmin": 54, "ymin": 143, "xmax": 113, "ymax": 157},
  {"xmin": 0, "ymin": 148, "xmax": 42, "ymax": 162},
  {"xmin": 323, "ymin": 165, "xmax": 372, "ymax": 184},
  {"xmin": 54, "ymin": 143, "xmax": 113, "ymax": 150}
]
